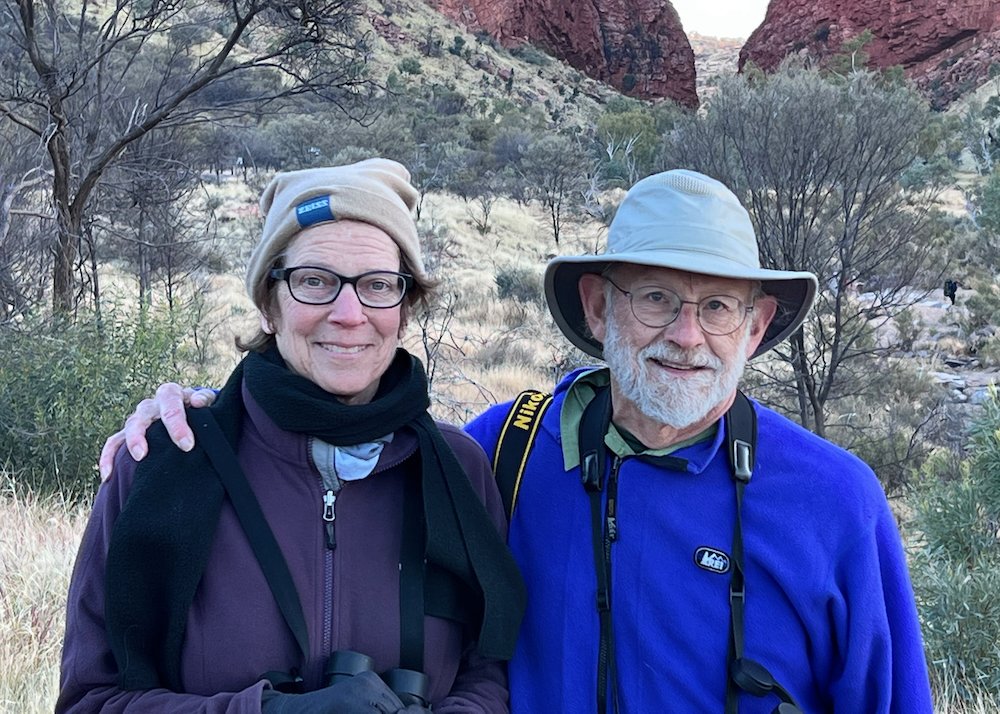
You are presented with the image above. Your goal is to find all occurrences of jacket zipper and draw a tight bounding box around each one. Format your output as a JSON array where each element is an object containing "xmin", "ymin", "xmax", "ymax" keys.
[
  {"xmin": 311, "ymin": 437, "xmax": 415, "ymax": 659},
  {"xmin": 315, "ymin": 441, "xmax": 345, "ymax": 551}
]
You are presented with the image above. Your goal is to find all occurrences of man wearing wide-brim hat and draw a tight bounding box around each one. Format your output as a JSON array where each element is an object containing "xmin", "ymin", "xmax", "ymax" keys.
[
  {"xmin": 467, "ymin": 169, "xmax": 932, "ymax": 713},
  {"xmin": 102, "ymin": 169, "xmax": 934, "ymax": 713}
]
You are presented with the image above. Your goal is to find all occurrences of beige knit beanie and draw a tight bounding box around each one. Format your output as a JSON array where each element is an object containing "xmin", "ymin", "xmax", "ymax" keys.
[{"xmin": 246, "ymin": 158, "xmax": 426, "ymax": 308}]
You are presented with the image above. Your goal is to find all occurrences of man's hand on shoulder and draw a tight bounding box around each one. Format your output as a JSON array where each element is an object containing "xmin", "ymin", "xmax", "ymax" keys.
[{"xmin": 98, "ymin": 383, "xmax": 218, "ymax": 481}]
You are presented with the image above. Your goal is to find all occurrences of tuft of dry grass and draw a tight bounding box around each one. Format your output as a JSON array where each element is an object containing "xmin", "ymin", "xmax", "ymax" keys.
[{"xmin": 0, "ymin": 477, "xmax": 89, "ymax": 713}]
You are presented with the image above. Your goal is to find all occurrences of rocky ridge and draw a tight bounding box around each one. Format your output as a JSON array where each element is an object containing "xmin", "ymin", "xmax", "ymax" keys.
[
  {"xmin": 740, "ymin": 0, "xmax": 1000, "ymax": 109},
  {"xmin": 407, "ymin": 0, "xmax": 1000, "ymax": 110}
]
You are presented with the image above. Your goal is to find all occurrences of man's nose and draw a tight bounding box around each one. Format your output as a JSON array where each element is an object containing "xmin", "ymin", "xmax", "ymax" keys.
[{"xmin": 663, "ymin": 302, "xmax": 705, "ymax": 346}]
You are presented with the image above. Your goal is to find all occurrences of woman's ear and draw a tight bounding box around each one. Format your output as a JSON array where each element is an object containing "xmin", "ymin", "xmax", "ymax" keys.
[{"xmin": 260, "ymin": 313, "xmax": 275, "ymax": 335}]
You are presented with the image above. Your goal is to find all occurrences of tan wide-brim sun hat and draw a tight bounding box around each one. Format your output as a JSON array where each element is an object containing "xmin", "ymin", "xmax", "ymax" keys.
[{"xmin": 544, "ymin": 169, "xmax": 818, "ymax": 360}]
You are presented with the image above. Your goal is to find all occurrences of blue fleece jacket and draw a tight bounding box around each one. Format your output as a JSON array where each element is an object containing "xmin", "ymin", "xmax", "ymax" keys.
[{"xmin": 465, "ymin": 368, "xmax": 932, "ymax": 714}]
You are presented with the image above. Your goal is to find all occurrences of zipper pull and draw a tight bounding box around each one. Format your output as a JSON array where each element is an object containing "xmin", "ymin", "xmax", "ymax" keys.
[
  {"xmin": 323, "ymin": 489, "xmax": 337, "ymax": 550},
  {"xmin": 323, "ymin": 489, "xmax": 336, "ymax": 522}
]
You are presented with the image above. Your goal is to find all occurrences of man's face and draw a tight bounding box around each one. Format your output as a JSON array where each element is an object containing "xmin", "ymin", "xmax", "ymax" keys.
[{"xmin": 580, "ymin": 265, "xmax": 776, "ymax": 433}]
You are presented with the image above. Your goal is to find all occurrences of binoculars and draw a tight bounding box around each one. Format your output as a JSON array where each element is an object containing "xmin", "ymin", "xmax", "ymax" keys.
[{"xmin": 324, "ymin": 650, "xmax": 430, "ymax": 708}]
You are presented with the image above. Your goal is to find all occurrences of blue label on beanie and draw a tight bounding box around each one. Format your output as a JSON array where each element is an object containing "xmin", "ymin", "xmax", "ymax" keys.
[{"xmin": 295, "ymin": 195, "xmax": 335, "ymax": 227}]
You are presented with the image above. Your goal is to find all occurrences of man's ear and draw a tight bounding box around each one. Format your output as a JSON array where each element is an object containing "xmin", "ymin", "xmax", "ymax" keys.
[
  {"xmin": 579, "ymin": 273, "xmax": 610, "ymax": 344},
  {"xmin": 745, "ymin": 295, "xmax": 778, "ymax": 357}
]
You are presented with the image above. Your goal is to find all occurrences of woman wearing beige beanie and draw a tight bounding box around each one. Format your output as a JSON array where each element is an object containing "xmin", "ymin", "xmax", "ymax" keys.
[{"xmin": 59, "ymin": 159, "xmax": 525, "ymax": 714}]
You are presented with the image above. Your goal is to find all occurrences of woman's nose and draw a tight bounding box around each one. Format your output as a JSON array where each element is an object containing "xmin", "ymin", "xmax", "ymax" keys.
[{"xmin": 326, "ymin": 284, "xmax": 368, "ymax": 324}]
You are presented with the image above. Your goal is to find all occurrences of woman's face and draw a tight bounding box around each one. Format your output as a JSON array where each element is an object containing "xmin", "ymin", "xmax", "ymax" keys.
[{"xmin": 264, "ymin": 220, "xmax": 404, "ymax": 405}]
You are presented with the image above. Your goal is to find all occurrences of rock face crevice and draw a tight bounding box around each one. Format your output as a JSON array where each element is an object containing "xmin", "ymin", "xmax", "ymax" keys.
[
  {"xmin": 739, "ymin": 0, "xmax": 1000, "ymax": 108},
  {"xmin": 427, "ymin": 0, "xmax": 698, "ymax": 106}
]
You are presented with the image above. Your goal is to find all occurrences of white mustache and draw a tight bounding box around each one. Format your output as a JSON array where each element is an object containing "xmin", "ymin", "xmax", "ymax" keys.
[{"xmin": 640, "ymin": 345, "xmax": 720, "ymax": 371}]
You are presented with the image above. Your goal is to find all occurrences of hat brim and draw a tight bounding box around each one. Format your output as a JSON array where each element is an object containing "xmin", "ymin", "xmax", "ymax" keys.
[{"xmin": 544, "ymin": 252, "xmax": 818, "ymax": 360}]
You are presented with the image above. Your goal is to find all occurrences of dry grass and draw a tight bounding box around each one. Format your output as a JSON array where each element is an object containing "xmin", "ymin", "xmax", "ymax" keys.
[{"xmin": 0, "ymin": 479, "xmax": 89, "ymax": 713}]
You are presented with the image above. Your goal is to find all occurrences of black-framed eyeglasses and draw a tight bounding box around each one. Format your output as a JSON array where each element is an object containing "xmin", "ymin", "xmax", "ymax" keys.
[
  {"xmin": 605, "ymin": 277, "xmax": 753, "ymax": 336},
  {"xmin": 269, "ymin": 266, "xmax": 413, "ymax": 308}
]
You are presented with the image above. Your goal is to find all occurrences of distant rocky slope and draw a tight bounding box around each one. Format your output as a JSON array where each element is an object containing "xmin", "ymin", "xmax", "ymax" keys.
[
  {"xmin": 740, "ymin": 0, "xmax": 1000, "ymax": 108},
  {"xmin": 426, "ymin": 0, "xmax": 698, "ymax": 106},
  {"xmin": 409, "ymin": 0, "xmax": 998, "ymax": 110}
]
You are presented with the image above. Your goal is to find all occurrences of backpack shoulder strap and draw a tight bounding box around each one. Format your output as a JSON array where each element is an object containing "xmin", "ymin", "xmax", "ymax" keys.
[{"xmin": 492, "ymin": 390, "xmax": 554, "ymax": 519}]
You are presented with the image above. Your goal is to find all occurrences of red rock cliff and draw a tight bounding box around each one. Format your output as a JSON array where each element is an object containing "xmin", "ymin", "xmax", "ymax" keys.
[
  {"xmin": 739, "ymin": 0, "xmax": 1000, "ymax": 108},
  {"xmin": 428, "ymin": 0, "xmax": 698, "ymax": 107}
]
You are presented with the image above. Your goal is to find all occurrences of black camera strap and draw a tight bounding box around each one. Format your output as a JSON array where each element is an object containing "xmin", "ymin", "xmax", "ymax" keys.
[
  {"xmin": 578, "ymin": 386, "xmax": 619, "ymax": 714},
  {"xmin": 723, "ymin": 393, "xmax": 803, "ymax": 714},
  {"xmin": 724, "ymin": 392, "xmax": 754, "ymax": 714},
  {"xmin": 399, "ymin": 465, "xmax": 426, "ymax": 672},
  {"xmin": 493, "ymin": 390, "xmax": 554, "ymax": 518},
  {"xmin": 191, "ymin": 410, "xmax": 310, "ymax": 665}
]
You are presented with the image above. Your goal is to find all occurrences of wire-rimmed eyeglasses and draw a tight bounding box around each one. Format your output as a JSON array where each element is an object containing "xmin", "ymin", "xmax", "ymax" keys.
[
  {"xmin": 269, "ymin": 266, "xmax": 413, "ymax": 308},
  {"xmin": 604, "ymin": 277, "xmax": 753, "ymax": 336}
]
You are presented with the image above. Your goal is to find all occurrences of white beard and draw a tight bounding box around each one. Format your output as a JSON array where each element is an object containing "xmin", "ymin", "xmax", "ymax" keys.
[{"xmin": 602, "ymin": 313, "xmax": 751, "ymax": 430}]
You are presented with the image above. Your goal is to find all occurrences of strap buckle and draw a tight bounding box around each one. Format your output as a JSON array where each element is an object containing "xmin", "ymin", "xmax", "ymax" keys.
[
  {"xmin": 731, "ymin": 439, "xmax": 753, "ymax": 483},
  {"xmin": 582, "ymin": 451, "xmax": 603, "ymax": 491}
]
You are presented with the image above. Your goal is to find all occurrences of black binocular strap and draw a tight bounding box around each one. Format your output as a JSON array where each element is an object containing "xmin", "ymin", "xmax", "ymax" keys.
[
  {"xmin": 579, "ymin": 387, "xmax": 620, "ymax": 714},
  {"xmin": 722, "ymin": 393, "xmax": 803, "ymax": 714},
  {"xmin": 191, "ymin": 411, "xmax": 310, "ymax": 665},
  {"xmin": 399, "ymin": 468, "xmax": 425, "ymax": 673},
  {"xmin": 724, "ymin": 391, "xmax": 755, "ymax": 714}
]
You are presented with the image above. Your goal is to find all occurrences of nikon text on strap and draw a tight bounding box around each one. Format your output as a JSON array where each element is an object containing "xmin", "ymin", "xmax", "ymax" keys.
[{"xmin": 492, "ymin": 389, "xmax": 553, "ymax": 518}]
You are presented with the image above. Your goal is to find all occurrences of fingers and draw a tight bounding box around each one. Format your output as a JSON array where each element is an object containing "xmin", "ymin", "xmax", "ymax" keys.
[
  {"xmin": 189, "ymin": 387, "xmax": 218, "ymax": 408},
  {"xmin": 155, "ymin": 383, "xmax": 196, "ymax": 452},
  {"xmin": 98, "ymin": 429, "xmax": 127, "ymax": 482},
  {"xmin": 97, "ymin": 383, "xmax": 210, "ymax": 482},
  {"xmin": 121, "ymin": 397, "xmax": 159, "ymax": 462}
]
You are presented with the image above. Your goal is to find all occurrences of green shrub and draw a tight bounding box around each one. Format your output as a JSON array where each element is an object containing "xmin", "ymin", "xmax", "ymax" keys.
[
  {"xmin": 494, "ymin": 266, "xmax": 543, "ymax": 305},
  {"xmin": 910, "ymin": 388, "xmax": 1000, "ymax": 701},
  {"xmin": 448, "ymin": 36, "xmax": 466, "ymax": 57},
  {"xmin": 893, "ymin": 307, "xmax": 922, "ymax": 352},
  {"xmin": 0, "ymin": 303, "xmax": 212, "ymax": 501},
  {"xmin": 397, "ymin": 57, "xmax": 422, "ymax": 75}
]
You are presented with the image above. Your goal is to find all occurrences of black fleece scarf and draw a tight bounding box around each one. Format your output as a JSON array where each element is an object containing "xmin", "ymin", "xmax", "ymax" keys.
[{"xmin": 105, "ymin": 346, "xmax": 525, "ymax": 691}]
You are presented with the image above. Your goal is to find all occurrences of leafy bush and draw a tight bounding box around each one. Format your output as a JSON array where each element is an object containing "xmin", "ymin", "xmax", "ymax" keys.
[
  {"xmin": 495, "ymin": 266, "xmax": 543, "ymax": 305},
  {"xmin": 448, "ymin": 36, "xmax": 466, "ymax": 57},
  {"xmin": 397, "ymin": 57, "xmax": 422, "ymax": 75},
  {"xmin": 824, "ymin": 359, "xmax": 946, "ymax": 495},
  {"xmin": 960, "ymin": 279, "xmax": 1000, "ymax": 341},
  {"xmin": 0, "ymin": 303, "xmax": 212, "ymax": 501},
  {"xmin": 910, "ymin": 388, "xmax": 1000, "ymax": 702}
]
